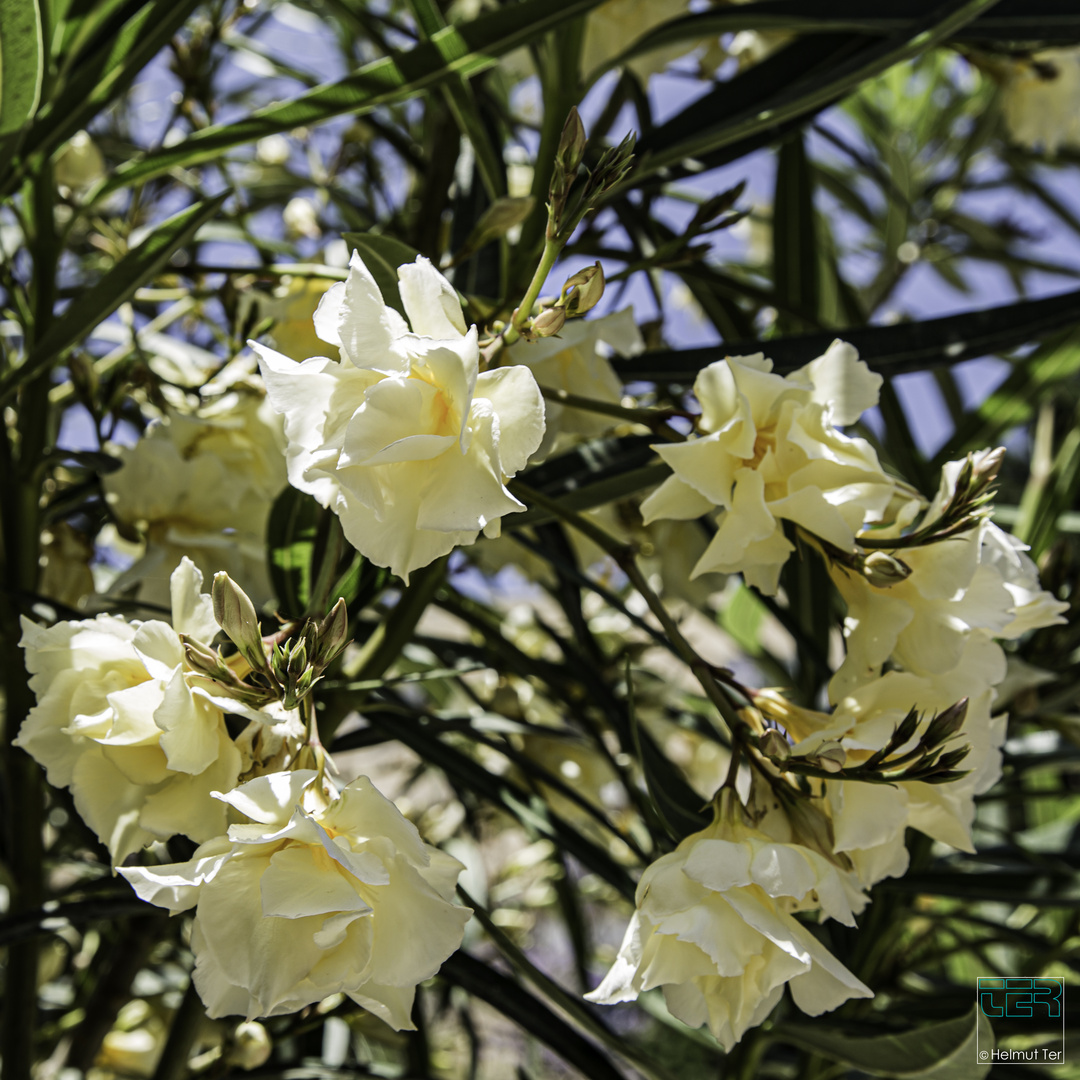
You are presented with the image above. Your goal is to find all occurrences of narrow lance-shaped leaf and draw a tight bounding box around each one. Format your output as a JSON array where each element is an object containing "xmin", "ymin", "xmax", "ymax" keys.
[
  {"xmin": 0, "ymin": 192, "xmax": 228, "ymax": 404},
  {"xmin": 624, "ymin": 0, "xmax": 1001, "ymax": 185},
  {"xmin": 610, "ymin": 287, "xmax": 1080, "ymax": 380},
  {"xmin": 0, "ymin": 0, "xmax": 43, "ymax": 135},
  {"xmin": 776, "ymin": 1006, "xmax": 994, "ymax": 1080},
  {"xmin": 88, "ymin": 0, "xmax": 605, "ymax": 200}
]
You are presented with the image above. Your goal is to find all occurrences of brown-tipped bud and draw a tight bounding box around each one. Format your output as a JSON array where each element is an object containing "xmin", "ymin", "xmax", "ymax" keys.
[
  {"xmin": 757, "ymin": 729, "xmax": 791, "ymax": 761},
  {"xmin": 212, "ymin": 572, "xmax": 271, "ymax": 676},
  {"xmin": 971, "ymin": 446, "xmax": 1005, "ymax": 491},
  {"xmin": 556, "ymin": 107, "xmax": 587, "ymax": 176},
  {"xmin": 862, "ymin": 550, "xmax": 912, "ymax": 589},
  {"xmin": 562, "ymin": 262, "xmax": 605, "ymax": 317},
  {"xmin": 316, "ymin": 598, "xmax": 350, "ymax": 668},
  {"xmin": 531, "ymin": 306, "xmax": 567, "ymax": 338},
  {"xmin": 812, "ymin": 743, "xmax": 846, "ymax": 773},
  {"xmin": 923, "ymin": 698, "xmax": 969, "ymax": 747},
  {"xmin": 181, "ymin": 634, "xmax": 229, "ymax": 680}
]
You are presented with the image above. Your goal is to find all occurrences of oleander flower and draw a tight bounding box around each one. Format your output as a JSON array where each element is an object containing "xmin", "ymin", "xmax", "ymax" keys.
[
  {"xmin": 121, "ymin": 770, "xmax": 471, "ymax": 1027},
  {"xmin": 103, "ymin": 390, "xmax": 287, "ymax": 608},
  {"xmin": 998, "ymin": 47, "xmax": 1080, "ymax": 154},
  {"xmin": 830, "ymin": 456, "xmax": 1068, "ymax": 698},
  {"xmin": 641, "ymin": 342, "xmax": 893, "ymax": 593},
  {"xmin": 506, "ymin": 308, "xmax": 642, "ymax": 460},
  {"xmin": 16, "ymin": 560, "xmax": 243, "ymax": 864},
  {"xmin": 586, "ymin": 799, "xmax": 870, "ymax": 1048},
  {"xmin": 759, "ymin": 650, "xmax": 1009, "ymax": 886},
  {"xmin": 253, "ymin": 252, "xmax": 545, "ymax": 582}
]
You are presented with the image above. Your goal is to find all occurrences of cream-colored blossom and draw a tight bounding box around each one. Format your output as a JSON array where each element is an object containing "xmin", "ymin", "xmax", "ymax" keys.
[
  {"xmin": 641, "ymin": 342, "xmax": 892, "ymax": 593},
  {"xmin": 254, "ymin": 252, "xmax": 545, "ymax": 582},
  {"xmin": 104, "ymin": 390, "xmax": 287, "ymax": 608},
  {"xmin": 587, "ymin": 803, "xmax": 870, "ymax": 1048},
  {"xmin": 760, "ymin": 647, "xmax": 1008, "ymax": 886},
  {"xmin": 16, "ymin": 560, "xmax": 243, "ymax": 864},
  {"xmin": 121, "ymin": 770, "xmax": 471, "ymax": 1027},
  {"xmin": 832, "ymin": 456, "xmax": 1067, "ymax": 698},
  {"xmin": 998, "ymin": 48, "xmax": 1080, "ymax": 154},
  {"xmin": 506, "ymin": 308, "xmax": 642, "ymax": 461}
]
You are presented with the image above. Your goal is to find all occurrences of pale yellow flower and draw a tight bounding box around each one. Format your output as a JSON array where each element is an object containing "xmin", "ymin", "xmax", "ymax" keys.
[
  {"xmin": 121, "ymin": 770, "xmax": 471, "ymax": 1026},
  {"xmin": 506, "ymin": 308, "xmax": 642, "ymax": 461},
  {"xmin": 16, "ymin": 560, "xmax": 242, "ymax": 864},
  {"xmin": 641, "ymin": 342, "xmax": 892, "ymax": 593},
  {"xmin": 104, "ymin": 390, "xmax": 287, "ymax": 608},
  {"xmin": 587, "ymin": 803, "xmax": 870, "ymax": 1049},
  {"xmin": 254, "ymin": 252, "xmax": 545, "ymax": 582},
  {"xmin": 999, "ymin": 48, "xmax": 1080, "ymax": 153}
]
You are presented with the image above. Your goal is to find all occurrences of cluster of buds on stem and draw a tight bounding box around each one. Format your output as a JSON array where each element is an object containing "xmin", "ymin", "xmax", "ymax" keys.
[
  {"xmin": 547, "ymin": 108, "xmax": 635, "ymax": 245},
  {"xmin": 751, "ymin": 698, "xmax": 971, "ymax": 785},
  {"xmin": 182, "ymin": 573, "xmax": 351, "ymax": 711},
  {"xmin": 859, "ymin": 446, "xmax": 1005, "ymax": 551}
]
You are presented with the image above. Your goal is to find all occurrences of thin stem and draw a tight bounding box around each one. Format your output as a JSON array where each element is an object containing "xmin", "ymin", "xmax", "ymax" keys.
[{"xmin": 502, "ymin": 238, "xmax": 561, "ymax": 347}]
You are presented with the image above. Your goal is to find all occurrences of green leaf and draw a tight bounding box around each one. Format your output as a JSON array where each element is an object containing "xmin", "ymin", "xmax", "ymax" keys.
[
  {"xmin": 334, "ymin": 706, "xmax": 637, "ymax": 899},
  {"xmin": 0, "ymin": 192, "xmax": 227, "ymax": 404},
  {"xmin": 772, "ymin": 129, "xmax": 821, "ymax": 335},
  {"xmin": 442, "ymin": 954, "xmax": 631, "ymax": 1080},
  {"xmin": 936, "ymin": 333, "xmax": 1080, "ymax": 465},
  {"xmin": 88, "ymin": 0, "xmax": 605, "ymax": 200},
  {"xmin": 0, "ymin": 0, "xmax": 43, "ymax": 136},
  {"xmin": 613, "ymin": 287, "xmax": 1080, "ymax": 381},
  {"xmin": 777, "ymin": 1006, "xmax": 994, "ymax": 1079},
  {"xmin": 627, "ymin": 0, "xmax": 1000, "ymax": 186},
  {"xmin": 339, "ymin": 231, "xmax": 422, "ymax": 316},
  {"xmin": 266, "ymin": 486, "xmax": 325, "ymax": 616},
  {"xmin": 4, "ymin": 0, "xmax": 204, "ymax": 196}
]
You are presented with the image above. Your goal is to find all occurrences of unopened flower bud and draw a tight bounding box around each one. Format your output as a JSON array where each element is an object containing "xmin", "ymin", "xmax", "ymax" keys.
[
  {"xmin": 315, "ymin": 598, "xmax": 350, "ymax": 668},
  {"xmin": 561, "ymin": 262, "xmax": 605, "ymax": 317},
  {"xmin": 531, "ymin": 306, "xmax": 567, "ymax": 338},
  {"xmin": 756, "ymin": 729, "xmax": 790, "ymax": 761},
  {"xmin": 862, "ymin": 550, "xmax": 912, "ymax": 588},
  {"xmin": 922, "ymin": 698, "xmax": 969, "ymax": 747},
  {"xmin": 971, "ymin": 446, "xmax": 1005, "ymax": 491},
  {"xmin": 212, "ymin": 573, "xmax": 271, "ymax": 676},
  {"xmin": 556, "ymin": 107, "xmax": 587, "ymax": 176},
  {"xmin": 813, "ymin": 743, "xmax": 846, "ymax": 773},
  {"xmin": 227, "ymin": 1021, "xmax": 272, "ymax": 1070}
]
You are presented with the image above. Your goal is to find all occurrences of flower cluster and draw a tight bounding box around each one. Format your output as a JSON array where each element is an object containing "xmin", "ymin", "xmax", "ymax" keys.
[
  {"xmin": 17, "ymin": 561, "xmax": 469, "ymax": 1025},
  {"xmin": 590, "ymin": 339, "xmax": 1065, "ymax": 1044}
]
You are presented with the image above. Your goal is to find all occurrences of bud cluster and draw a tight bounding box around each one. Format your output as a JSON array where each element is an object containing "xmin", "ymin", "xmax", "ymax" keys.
[
  {"xmin": 182, "ymin": 573, "xmax": 351, "ymax": 711},
  {"xmin": 547, "ymin": 108, "xmax": 635, "ymax": 244},
  {"xmin": 751, "ymin": 699, "xmax": 971, "ymax": 785}
]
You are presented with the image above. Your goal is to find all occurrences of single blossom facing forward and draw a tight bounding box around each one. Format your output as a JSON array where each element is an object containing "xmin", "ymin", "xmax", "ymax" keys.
[
  {"xmin": 586, "ymin": 798, "xmax": 870, "ymax": 1049},
  {"xmin": 16, "ymin": 560, "xmax": 243, "ymax": 864},
  {"xmin": 121, "ymin": 770, "xmax": 471, "ymax": 1027},
  {"xmin": 254, "ymin": 253, "xmax": 545, "ymax": 582},
  {"xmin": 641, "ymin": 342, "xmax": 893, "ymax": 593}
]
